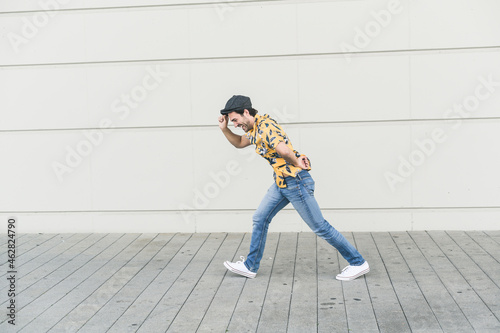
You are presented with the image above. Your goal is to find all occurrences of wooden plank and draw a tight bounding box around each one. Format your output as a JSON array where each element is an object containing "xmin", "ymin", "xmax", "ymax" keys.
[
  {"xmin": 0, "ymin": 233, "xmax": 58, "ymax": 275},
  {"xmin": 0, "ymin": 233, "xmax": 118, "ymax": 330},
  {"xmin": 19, "ymin": 233, "xmax": 57, "ymax": 252},
  {"xmin": 99, "ymin": 233, "xmax": 191, "ymax": 333},
  {"xmin": 128, "ymin": 233, "xmax": 207, "ymax": 332},
  {"xmin": 135, "ymin": 233, "xmax": 218, "ymax": 332},
  {"xmin": 0, "ymin": 234, "xmax": 87, "ymax": 297},
  {"xmin": 0, "ymin": 232, "xmax": 45, "ymax": 255},
  {"xmin": 20, "ymin": 233, "xmax": 142, "ymax": 332},
  {"xmin": 11, "ymin": 233, "xmax": 134, "ymax": 331},
  {"xmin": 6, "ymin": 234, "xmax": 87, "ymax": 277},
  {"xmin": 317, "ymin": 233, "xmax": 347, "ymax": 333},
  {"xmin": 466, "ymin": 231, "xmax": 500, "ymax": 266},
  {"xmin": 372, "ymin": 232, "xmax": 442, "ymax": 332},
  {"xmin": 354, "ymin": 232, "xmax": 411, "ymax": 333},
  {"xmin": 485, "ymin": 230, "xmax": 500, "ymax": 243},
  {"xmin": 1, "ymin": 233, "xmax": 94, "ymax": 308},
  {"xmin": 165, "ymin": 233, "xmax": 244, "ymax": 333},
  {"xmin": 15, "ymin": 234, "xmax": 106, "ymax": 295},
  {"xmin": 257, "ymin": 232, "xmax": 298, "ymax": 333},
  {"xmin": 342, "ymin": 232, "xmax": 378, "ymax": 333},
  {"xmin": 0, "ymin": 231, "xmax": 29, "ymax": 247},
  {"xmin": 73, "ymin": 234, "xmax": 183, "ymax": 332},
  {"xmin": 16, "ymin": 234, "xmax": 78, "ymax": 269},
  {"xmin": 394, "ymin": 232, "xmax": 473, "ymax": 332},
  {"xmin": 47, "ymin": 233, "xmax": 156, "ymax": 333},
  {"xmin": 0, "ymin": 233, "xmax": 5, "ymax": 247},
  {"xmin": 287, "ymin": 232, "xmax": 318, "ymax": 333},
  {"xmin": 0, "ymin": 230, "xmax": 498, "ymax": 332},
  {"xmin": 434, "ymin": 231, "xmax": 500, "ymax": 323},
  {"xmin": 51, "ymin": 233, "xmax": 190, "ymax": 333},
  {"xmin": 414, "ymin": 231, "xmax": 500, "ymax": 332},
  {"xmin": 192, "ymin": 232, "xmax": 251, "ymax": 333},
  {"xmin": 0, "ymin": 233, "xmax": 108, "ymax": 318},
  {"xmin": 224, "ymin": 232, "xmax": 279, "ymax": 333}
]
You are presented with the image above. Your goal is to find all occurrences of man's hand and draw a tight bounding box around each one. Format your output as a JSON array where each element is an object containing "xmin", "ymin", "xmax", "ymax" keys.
[
  {"xmin": 276, "ymin": 142, "xmax": 310, "ymax": 170},
  {"xmin": 296, "ymin": 155, "xmax": 310, "ymax": 170},
  {"xmin": 218, "ymin": 115, "xmax": 251, "ymax": 148},
  {"xmin": 218, "ymin": 115, "xmax": 228, "ymax": 130}
]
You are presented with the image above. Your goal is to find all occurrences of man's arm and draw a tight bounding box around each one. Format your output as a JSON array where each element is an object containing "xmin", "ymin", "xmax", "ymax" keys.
[
  {"xmin": 218, "ymin": 115, "xmax": 251, "ymax": 149},
  {"xmin": 276, "ymin": 141, "xmax": 310, "ymax": 169}
]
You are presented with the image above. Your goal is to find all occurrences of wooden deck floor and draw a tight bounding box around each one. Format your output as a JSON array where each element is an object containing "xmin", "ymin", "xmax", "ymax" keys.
[{"xmin": 1, "ymin": 231, "xmax": 499, "ymax": 332}]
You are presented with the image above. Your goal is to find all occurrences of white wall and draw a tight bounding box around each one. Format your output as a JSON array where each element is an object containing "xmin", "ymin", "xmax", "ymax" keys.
[{"xmin": 1, "ymin": 0, "xmax": 499, "ymax": 233}]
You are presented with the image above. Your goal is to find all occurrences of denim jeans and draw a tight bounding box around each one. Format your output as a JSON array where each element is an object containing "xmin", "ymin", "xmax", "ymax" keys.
[{"xmin": 244, "ymin": 170, "xmax": 365, "ymax": 272}]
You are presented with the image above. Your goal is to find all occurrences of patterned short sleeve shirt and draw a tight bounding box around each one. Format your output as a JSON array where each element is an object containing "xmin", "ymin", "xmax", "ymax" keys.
[{"xmin": 245, "ymin": 114, "xmax": 310, "ymax": 188}]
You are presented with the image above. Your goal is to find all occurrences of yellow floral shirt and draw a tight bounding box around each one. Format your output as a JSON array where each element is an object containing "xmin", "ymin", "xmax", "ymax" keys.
[{"xmin": 245, "ymin": 114, "xmax": 310, "ymax": 188}]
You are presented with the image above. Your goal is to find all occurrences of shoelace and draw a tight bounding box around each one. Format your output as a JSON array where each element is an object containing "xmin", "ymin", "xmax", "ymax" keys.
[
  {"xmin": 236, "ymin": 256, "xmax": 245, "ymax": 264},
  {"xmin": 340, "ymin": 265, "xmax": 353, "ymax": 273}
]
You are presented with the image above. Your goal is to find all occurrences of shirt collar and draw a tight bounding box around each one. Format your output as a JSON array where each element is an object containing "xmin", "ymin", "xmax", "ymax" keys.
[{"xmin": 248, "ymin": 114, "xmax": 263, "ymax": 136}]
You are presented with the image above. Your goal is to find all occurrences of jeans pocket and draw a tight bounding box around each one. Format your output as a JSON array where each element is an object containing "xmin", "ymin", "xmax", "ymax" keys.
[{"xmin": 302, "ymin": 179, "xmax": 315, "ymax": 196}]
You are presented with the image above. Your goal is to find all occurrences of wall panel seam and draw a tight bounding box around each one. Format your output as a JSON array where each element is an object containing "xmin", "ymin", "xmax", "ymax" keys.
[
  {"xmin": 0, "ymin": 0, "xmax": 322, "ymax": 15},
  {"xmin": 2, "ymin": 45, "xmax": 500, "ymax": 69},
  {"xmin": 3, "ymin": 207, "xmax": 500, "ymax": 214},
  {"xmin": 2, "ymin": 117, "xmax": 500, "ymax": 134}
]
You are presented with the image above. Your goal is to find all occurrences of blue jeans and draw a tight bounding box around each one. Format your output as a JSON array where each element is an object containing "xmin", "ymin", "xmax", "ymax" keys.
[{"xmin": 245, "ymin": 170, "xmax": 365, "ymax": 272}]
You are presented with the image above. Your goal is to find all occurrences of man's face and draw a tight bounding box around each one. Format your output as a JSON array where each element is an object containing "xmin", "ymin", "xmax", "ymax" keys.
[{"xmin": 228, "ymin": 110, "xmax": 254, "ymax": 132}]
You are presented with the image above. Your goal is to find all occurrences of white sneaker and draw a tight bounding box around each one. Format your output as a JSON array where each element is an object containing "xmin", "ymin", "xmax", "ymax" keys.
[
  {"xmin": 223, "ymin": 256, "xmax": 256, "ymax": 279},
  {"xmin": 336, "ymin": 261, "xmax": 370, "ymax": 281}
]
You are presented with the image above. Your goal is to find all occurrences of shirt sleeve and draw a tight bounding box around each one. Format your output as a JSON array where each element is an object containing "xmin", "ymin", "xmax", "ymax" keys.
[{"xmin": 262, "ymin": 121, "xmax": 286, "ymax": 149}]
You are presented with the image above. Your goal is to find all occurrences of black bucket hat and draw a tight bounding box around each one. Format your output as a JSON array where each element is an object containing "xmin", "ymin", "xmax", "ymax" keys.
[{"xmin": 220, "ymin": 95, "xmax": 252, "ymax": 115}]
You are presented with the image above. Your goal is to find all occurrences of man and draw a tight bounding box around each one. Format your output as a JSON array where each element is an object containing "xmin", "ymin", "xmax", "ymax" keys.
[{"xmin": 218, "ymin": 95, "xmax": 369, "ymax": 281}]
